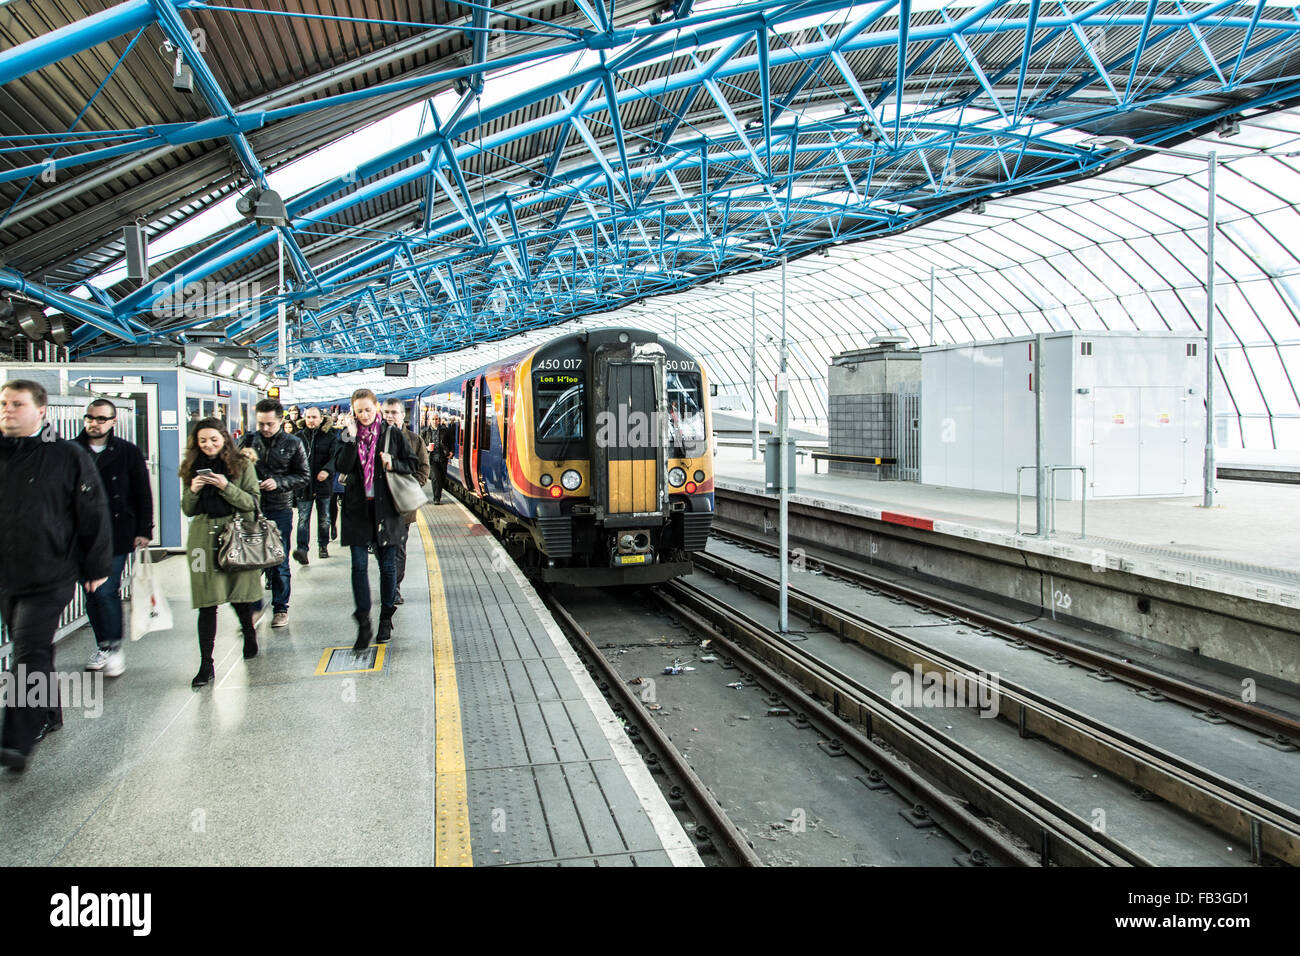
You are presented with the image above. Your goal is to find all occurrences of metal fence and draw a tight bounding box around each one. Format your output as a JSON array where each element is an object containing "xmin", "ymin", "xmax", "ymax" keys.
[
  {"xmin": 1, "ymin": 395, "xmax": 138, "ymax": 662},
  {"xmin": 894, "ymin": 390, "xmax": 921, "ymax": 481}
]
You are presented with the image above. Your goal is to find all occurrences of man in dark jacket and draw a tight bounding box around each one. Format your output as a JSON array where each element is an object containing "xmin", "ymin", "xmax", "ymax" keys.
[
  {"xmin": 238, "ymin": 398, "xmax": 309, "ymax": 628},
  {"xmin": 0, "ymin": 380, "xmax": 112, "ymax": 772},
  {"xmin": 381, "ymin": 399, "xmax": 430, "ymax": 605},
  {"xmin": 74, "ymin": 398, "xmax": 153, "ymax": 676},
  {"xmin": 294, "ymin": 407, "xmax": 340, "ymax": 562},
  {"xmin": 424, "ymin": 412, "xmax": 452, "ymax": 505}
]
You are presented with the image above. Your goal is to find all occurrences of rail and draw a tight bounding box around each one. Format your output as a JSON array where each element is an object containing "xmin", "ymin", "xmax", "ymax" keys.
[{"xmin": 1016, "ymin": 464, "xmax": 1086, "ymax": 538}]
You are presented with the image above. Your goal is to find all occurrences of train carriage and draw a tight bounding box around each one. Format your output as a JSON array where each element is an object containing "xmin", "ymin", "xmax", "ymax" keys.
[{"xmin": 417, "ymin": 328, "xmax": 715, "ymax": 585}]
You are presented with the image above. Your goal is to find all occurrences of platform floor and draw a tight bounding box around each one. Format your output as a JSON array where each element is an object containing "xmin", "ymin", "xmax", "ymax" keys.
[
  {"xmin": 0, "ymin": 498, "xmax": 696, "ymax": 867},
  {"xmin": 715, "ymin": 446, "xmax": 1299, "ymax": 579}
]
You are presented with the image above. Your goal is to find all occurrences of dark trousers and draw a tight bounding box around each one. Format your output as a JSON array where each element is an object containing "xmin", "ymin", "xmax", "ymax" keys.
[
  {"xmin": 395, "ymin": 523, "xmax": 410, "ymax": 596},
  {"xmin": 0, "ymin": 582, "xmax": 74, "ymax": 756},
  {"xmin": 84, "ymin": 552, "xmax": 128, "ymax": 651},
  {"xmin": 296, "ymin": 495, "xmax": 332, "ymax": 551},
  {"xmin": 350, "ymin": 544, "xmax": 397, "ymax": 614},
  {"xmin": 253, "ymin": 509, "xmax": 293, "ymax": 614},
  {"xmin": 430, "ymin": 460, "xmax": 446, "ymax": 502}
]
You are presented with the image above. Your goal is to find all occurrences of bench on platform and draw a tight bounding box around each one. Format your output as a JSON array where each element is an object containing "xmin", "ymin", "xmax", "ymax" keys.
[{"xmin": 811, "ymin": 452, "xmax": 897, "ymax": 479}]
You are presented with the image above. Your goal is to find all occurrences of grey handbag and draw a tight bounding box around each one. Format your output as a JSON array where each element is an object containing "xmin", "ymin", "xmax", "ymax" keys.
[
  {"xmin": 216, "ymin": 505, "xmax": 286, "ymax": 571},
  {"xmin": 383, "ymin": 429, "xmax": 427, "ymax": 516}
]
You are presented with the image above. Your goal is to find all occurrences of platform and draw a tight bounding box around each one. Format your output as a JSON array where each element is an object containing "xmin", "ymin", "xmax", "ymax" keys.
[
  {"xmin": 0, "ymin": 498, "xmax": 697, "ymax": 867},
  {"xmin": 715, "ymin": 446, "xmax": 1299, "ymax": 595}
]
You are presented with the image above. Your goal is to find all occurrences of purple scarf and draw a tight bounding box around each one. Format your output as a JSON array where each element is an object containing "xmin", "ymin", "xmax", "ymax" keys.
[{"xmin": 357, "ymin": 418, "xmax": 381, "ymax": 498}]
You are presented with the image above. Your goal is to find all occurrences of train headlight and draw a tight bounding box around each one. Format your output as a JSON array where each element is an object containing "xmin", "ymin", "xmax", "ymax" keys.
[
  {"xmin": 693, "ymin": 470, "xmax": 705, "ymax": 483},
  {"xmin": 539, "ymin": 473, "xmax": 553, "ymax": 487},
  {"xmin": 560, "ymin": 469, "xmax": 582, "ymax": 491},
  {"xmin": 667, "ymin": 467, "xmax": 686, "ymax": 488}
]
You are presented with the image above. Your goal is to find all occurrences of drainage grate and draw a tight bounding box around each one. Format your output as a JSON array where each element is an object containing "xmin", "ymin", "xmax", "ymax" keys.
[{"xmin": 314, "ymin": 645, "xmax": 384, "ymax": 675}]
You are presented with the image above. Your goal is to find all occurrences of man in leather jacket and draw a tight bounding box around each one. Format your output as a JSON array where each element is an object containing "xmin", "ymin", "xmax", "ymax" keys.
[
  {"xmin": 0, "ymin": 380, "xmax": 112, "ymax": 771},
  {"xmin": 294, "ymin": 407, "xmax": 339, "ymax": 563},
  {"xmin": 238, "ymin": 399, "xmax": 309, "ymax": 628}
]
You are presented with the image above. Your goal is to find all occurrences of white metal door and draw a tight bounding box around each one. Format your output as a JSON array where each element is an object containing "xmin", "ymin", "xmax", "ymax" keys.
[{"xmin": 1090, "ymin": 386, "xmax": 1141, "ymax": 497}]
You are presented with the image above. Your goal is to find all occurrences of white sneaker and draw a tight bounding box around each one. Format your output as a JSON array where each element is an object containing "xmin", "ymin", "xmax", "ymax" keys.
[
  {"xmin": 86, "ymin": 648, "xmax": 112, "ymax": 671},
  {"xmin": 104, "ymin": 649, "xmax": 126, "ymax": 677}
]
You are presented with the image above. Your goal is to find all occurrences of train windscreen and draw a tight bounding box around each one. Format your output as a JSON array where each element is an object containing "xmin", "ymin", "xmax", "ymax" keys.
[
  {"xmin": 534, "ymin": 372, "xmax": 584, "ymax": 444},
  {"xmin": 667, "ymin": 370, "xmax": 706, "ymax": 458}
]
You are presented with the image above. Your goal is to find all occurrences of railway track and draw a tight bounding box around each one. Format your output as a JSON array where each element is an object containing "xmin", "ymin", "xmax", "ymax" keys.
[
  {"xmin": 548, "ymin": 582, "xmax": 1140, "ymax": 866},
  {"xmin": 688, "ymin": 532, "xmax": 1300, "ymax": 865}
]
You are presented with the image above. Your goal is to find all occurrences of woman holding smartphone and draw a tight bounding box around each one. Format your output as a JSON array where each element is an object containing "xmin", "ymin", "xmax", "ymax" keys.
[
  {"xmin": 180, "ymin": 417, "xmax": 263, "ymax": 687},
  {"xmin": 334, "ymin": 389, "xmax": 417, "ymax": 651}
]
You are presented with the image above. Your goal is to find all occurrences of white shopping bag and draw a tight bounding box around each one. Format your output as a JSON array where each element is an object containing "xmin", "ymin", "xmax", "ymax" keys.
[{"xmin": 129, "ymin": 547, "xmax": 173, "ymax": 641}]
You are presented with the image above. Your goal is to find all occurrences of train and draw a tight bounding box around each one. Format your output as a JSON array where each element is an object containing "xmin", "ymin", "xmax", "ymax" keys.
[{"xmin": 342, "ymin": 328, "xmax": 715, "ymax": 585}]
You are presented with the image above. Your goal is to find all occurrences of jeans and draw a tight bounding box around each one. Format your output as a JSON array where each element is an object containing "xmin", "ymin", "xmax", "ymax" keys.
[
  {"xmin": 350, "ymin": 544, "xmax": 397, "ymax": 614},
  {"xmin": 254, "ymin": 509, "xmax": 293, "ymax": 614},
  {"xmin": 84, "ymin": 552, "xmax": 128, "ymax": 651},
  {"xmin": 0, "ymin": 582, "xmax": 74, "ymax": 755},
  {"xmin": 296, "ymin": 495, "xmax": 332, "ymax": 551}
]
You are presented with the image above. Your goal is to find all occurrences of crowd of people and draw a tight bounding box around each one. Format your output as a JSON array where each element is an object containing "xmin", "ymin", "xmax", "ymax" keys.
[{"xmin": 0, "ymin": 379, "xmax": 458, "ymax": 772}]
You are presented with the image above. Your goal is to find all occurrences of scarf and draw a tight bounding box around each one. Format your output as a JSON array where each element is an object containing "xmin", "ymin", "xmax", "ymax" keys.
[
  {"xmin": 357, "ymin": 418, "xmax": 381, "ymax": 498},
  {"xmin": 195, "ymin": 453, "xmax": 234, "ymax": 517}
]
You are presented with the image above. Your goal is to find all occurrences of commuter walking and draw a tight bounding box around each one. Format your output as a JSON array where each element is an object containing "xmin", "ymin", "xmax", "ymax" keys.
[
  {"xmin": 74, "ymin": 398, "xmax": 154, "ymax": 675},
  {"xmin": 181, "ymin": 419, "xmax": 263, "ymax": 687},
  {"xmin": 238, "ymin": 399, "xmax": 309, "ymax": 628},
  {"xmin": 293, "ymin": 407, "xmax": 340, "ymax": 562},
  {"xmin": 336, "ymin": 389, "xmax": 418, "ymax": 651},
  {"xmin": 381, "ymin": 399, "xmax": 430, "ymax": 605},
  {"xmin": 426, "ymin": 412, "xmax": 452, "ymax": 504},
  {"xmin": 0, "ymin": 380, "xmax": 111, "ymax": 772}
]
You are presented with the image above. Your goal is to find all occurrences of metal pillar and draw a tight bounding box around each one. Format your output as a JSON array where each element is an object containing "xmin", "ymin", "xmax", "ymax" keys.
[
  {"xmin": 751, "ymin": 290, "xmax": 759, "ymax": 460},
  {"xmin": 928, "ymin": 265, "xmax": 936, "ymax": 346},
  {"xmin": 1204, "ymin": 151, "xmax": 1217, "ymax": 508},
  {"xmin": 1034, "ymin": 332, "xmax": 1047, "ymax": 535},
  {"xmin": 276, "ymin": 232, "xmax": 287, "ymax": 368},
  {"xmin": 778, "ymin": 256, "xmax": 789, "ymax": 634}
]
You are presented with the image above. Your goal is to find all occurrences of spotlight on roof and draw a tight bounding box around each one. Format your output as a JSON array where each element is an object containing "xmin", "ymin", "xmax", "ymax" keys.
[
  {"xmin": 235, "ymin": 188, "xmax": 289, "ymax": 227},
  {"xmin": 453, "ymin": 76, "xmax": 471, "ymax": 96},
  {"xmin": 1216, "ymin": 116, "xmax": 1241, "ymax": 138},
  {"xmin": 172, "ymin": 50, "xmax": 194, "ymax": 93},
  {"xmin": 529, "ymin": 175, "xmax": 544, "ymax": 188},
  {"xmin": 819, "ymin": 246, "xmax": 829, "ymax": 257},
  {"xmin": 744, "ymin": 118, "xmax": 762, "ymax": 131},
  {"xmin": 648, "ymin": 3, "xmax": 674, "ymax": 24},
  {"xmin": 970, "ymin": 199, "xmax": 987, "ymax": 215},
  {"xmin": 858, "ymin": 122, "xmax": 881, "ymax": 141}
]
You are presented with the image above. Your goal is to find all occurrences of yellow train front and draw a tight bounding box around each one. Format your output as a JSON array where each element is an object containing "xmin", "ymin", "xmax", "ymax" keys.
[{"xmin": 427, "ymin": 328, "xmax": 714, "ymax": 585}]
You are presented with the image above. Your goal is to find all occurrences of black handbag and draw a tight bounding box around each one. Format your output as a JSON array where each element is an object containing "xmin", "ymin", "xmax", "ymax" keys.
[{"xmin": 216, "ymin": 507, "xmax": 286, "ymax": 571}]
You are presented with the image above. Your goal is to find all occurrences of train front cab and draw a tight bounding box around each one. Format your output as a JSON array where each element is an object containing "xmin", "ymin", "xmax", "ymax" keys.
[{"xmin": 523, "ymin": 329, "xmax": 714, "ymax": 585}]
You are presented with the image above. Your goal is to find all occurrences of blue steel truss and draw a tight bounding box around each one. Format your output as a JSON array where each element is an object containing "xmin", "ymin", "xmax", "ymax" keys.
[{"xmin": 5, "ymin": 0, "xmax": 1300, "ymax": 377}]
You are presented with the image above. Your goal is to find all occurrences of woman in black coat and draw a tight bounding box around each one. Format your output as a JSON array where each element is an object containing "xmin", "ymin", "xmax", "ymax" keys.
[{"xmin": 334, "ymin": 388, "xmax": 419, "ymax": 650}]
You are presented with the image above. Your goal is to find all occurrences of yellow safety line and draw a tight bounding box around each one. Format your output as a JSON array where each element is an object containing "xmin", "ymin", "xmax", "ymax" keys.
[{"xmin": 416, "ymin": 506, "xmax": 473, "ymax": 867}]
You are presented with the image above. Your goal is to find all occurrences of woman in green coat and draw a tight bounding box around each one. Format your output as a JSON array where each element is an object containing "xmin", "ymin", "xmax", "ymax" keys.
[{"xmin": 180, "ymin": 417, "xmax": 264, "ymax": 688}]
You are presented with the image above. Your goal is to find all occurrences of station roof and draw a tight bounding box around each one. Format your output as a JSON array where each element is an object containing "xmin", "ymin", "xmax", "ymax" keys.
[{"xmin": 3, "ymin": 2, "xmax": 1300, "ymax": 445}]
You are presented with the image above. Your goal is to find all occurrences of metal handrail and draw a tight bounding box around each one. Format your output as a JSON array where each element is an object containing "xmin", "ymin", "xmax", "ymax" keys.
[
  {"xmin": 1049, "ymin": 465, "xmax": 1087, "ymax": 539},
  {"xmin": 1016, "ymin": 464, "xmax": 1087, "ymax": 539},
  {"xmin": 1015, "ymin": 465, "xmax": 1037, "ymax": 535}
]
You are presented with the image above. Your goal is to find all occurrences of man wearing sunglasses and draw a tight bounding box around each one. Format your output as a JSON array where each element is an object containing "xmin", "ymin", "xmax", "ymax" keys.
[{"xmin": 74, "ymin": 399, "xmax": 154, "ymax": 676}]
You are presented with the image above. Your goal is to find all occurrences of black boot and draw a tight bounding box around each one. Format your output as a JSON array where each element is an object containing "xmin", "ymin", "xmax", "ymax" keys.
[
  {"xmin": 192, "ymin": 634, "xmax": 215, "ymax": 688},
  {"xmin": 353, "ymin": 610, "xmax": 373, "ymax": 652},
  {"xmin": 376, "ymin": 605, "xmax": 396, "ymax": 644},
  {"xmin": 243, "ymin": 627, "xmax": 259, "ymax": 660}
]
